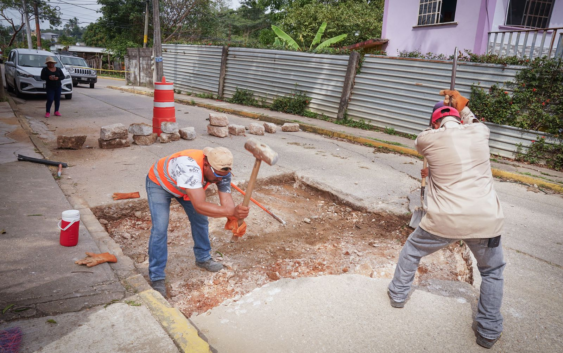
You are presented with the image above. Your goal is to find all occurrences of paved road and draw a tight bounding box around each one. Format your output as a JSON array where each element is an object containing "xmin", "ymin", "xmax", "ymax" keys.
[{"xmin": 11, "ymin": 79, "xmax": 563, "ymax": 352}]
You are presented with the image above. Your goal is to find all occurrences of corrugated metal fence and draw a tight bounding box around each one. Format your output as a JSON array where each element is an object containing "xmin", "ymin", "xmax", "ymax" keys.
[
  {"xmin": 135, "ymin": 46, "xmax": 553, "ymax": 158},
  {"xmin": 223, "ymin": 48, "xmax": 349, "ymax": 118},
  {"xmin": 162, "ymin": 44, "xmax": 223, "ymax": 94},
  {"xmin": 347, "ymin": 56, "xmax": 539, "ymax": 158}
]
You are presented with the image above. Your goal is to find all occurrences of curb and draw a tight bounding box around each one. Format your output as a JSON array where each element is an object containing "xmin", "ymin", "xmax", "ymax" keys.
[
  {"xmin": 108, "ymin": 85, "xmax": 563, "ymax": 194},
  {"xmin": 137, "ymin": 289, "xmax": 211, "ymax": 353},
  {"xmin": 99, "ymin": 76, "xmax": 126, "ymax": 81},
  {"xmin": 6, "ymin": 93, "xmax": 212, "ymax": 353}
]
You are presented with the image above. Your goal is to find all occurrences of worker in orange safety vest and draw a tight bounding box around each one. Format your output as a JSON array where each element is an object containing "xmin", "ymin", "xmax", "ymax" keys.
[{"xmin": 146, "ymin": 146, "xmax": 249, "ymax": 298}]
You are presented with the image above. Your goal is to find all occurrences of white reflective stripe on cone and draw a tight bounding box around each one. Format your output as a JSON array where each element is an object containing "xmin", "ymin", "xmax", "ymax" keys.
[
  {"xmin": 155, "ymin": 85, "xmax": 174, "ymax": 90},
  {"xmin": 154, "ymin": 102, "xmax": 175, "ymax": 108}
]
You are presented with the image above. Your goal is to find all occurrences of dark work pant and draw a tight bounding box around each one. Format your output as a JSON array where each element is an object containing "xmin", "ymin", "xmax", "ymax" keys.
[{"xmin": 46, "ymin": 86, "xmax": 62, "ymax": 113}]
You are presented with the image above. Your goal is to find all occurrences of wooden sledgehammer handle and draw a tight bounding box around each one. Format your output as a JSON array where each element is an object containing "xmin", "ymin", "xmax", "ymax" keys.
[{"xmin": 239, "ymin": 159, "xmax": 262, "ymax": 226}]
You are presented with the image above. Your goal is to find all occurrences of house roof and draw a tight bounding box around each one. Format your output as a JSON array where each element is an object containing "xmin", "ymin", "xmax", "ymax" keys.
[{"xmin": 342, "ymin": 39, "xmax": 389, "ymax": 51}]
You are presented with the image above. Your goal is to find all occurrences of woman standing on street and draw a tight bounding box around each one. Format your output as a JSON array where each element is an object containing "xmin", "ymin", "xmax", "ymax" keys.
[{"xmin": 41, "ymin": 56, "xmax": 65, "ymax": 118}]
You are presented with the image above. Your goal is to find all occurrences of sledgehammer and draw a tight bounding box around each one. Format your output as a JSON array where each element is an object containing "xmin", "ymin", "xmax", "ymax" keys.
[{"xmin": 234, "ymin": 139, "xmax": 279, "ymax": 239}]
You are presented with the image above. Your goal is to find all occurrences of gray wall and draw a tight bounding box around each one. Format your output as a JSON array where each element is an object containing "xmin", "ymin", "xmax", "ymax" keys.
[{"xmin": 125, "ymin": 48, "xmax": 154, "ymax": 88}]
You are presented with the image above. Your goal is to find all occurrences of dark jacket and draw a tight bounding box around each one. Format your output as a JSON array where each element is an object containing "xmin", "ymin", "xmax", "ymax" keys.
[{"xmin": 41, "ymin": 67, "xmax": 65, "ymax": 89}]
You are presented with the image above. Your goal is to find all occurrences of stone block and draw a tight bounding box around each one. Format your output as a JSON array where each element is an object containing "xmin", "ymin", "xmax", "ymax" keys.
[
  {"xmin": 179, "ymin": 127, "xmax": 196, "ymax": 140},
  {"xmin": 209, "ymin": 113, "xmax": 229, "ymax": 127},
  {"xmin": 133, "ymin": 133, "xmax": 157, "ymax": 146},
  {"xmin": 100, "ymin": 123, "xmax": 128, "ymax": 140},
  {"xmin": 159, "ymin": 132, "xmax": 180, "ymax": 143},
  {"xmin": 128, "ymin": 123, "xmax": 153, "ymax": 136},
  {"xmin": 228, "ymin": 124, "xmax": 246, "ymax": 136},
  {"xmin": 57, "ymin": 135, "xmax": 86, "ymax": 150},
  {"xmin": 264, "ymin": 123, "xmax": 277, "ymax": 134},
  {"xmin": 98, "ymin": 138, "xmax": 130, "ymax": 149},
  {"xmin": 282, "ymin": 123, "xmax": 300, "ymax": 132},
  {"xmin": 249, "ymin": 123, "xmax": 265, "ymax": 135},
  {"xmin": 207, "ymin": 124, "xmax": 229, "ymax": 138},
  {"xmin": 161, "ymin": 122, "xmax": 179, "ymax": 134}
]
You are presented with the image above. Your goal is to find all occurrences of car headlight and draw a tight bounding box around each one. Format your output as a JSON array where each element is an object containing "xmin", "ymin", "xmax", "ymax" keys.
[
  {"xmin": 91, "ymin": 70, "xmax": 96, "ymax": 75},
  {"xmin": 16, "ymin": 70, "xmax": 33, "ymax": 78},
  {"xmin": 65, "ymin": 75, "xmax": 71, "ymax": 79},
  {"xmin": 68, "ymin": 67, "xmax": 75, "ymax": 74}
]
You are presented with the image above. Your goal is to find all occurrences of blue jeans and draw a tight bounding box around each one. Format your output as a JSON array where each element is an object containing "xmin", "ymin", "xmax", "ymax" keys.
[
  {"xmin": 46, "ymin": 86, "xmax": 62, "ymax": 113},
  {"xmin": 388, "ymin": 226, "xmax": 506, "ymax": 340},
  {"xmin": 146, "ymin": 176, "xmax": 211, "ymax": 282}
]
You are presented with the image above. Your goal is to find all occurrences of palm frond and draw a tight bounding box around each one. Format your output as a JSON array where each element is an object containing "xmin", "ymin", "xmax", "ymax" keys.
[
  {"xmin": 315, "ymin": 34, "xmax": 347, "ymax": 51},
  {"xmin": 271, "ymin": 25, "xmax": 300, "ymax": 50},
  {"xmin": 310, "ymin": 22, "xmax": 327, "ymax": 50}
]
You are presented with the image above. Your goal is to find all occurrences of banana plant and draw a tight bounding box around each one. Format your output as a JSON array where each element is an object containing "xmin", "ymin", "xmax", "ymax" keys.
[{"xmin": 272, "ymin": 23, "xmax": 347, "ymax": 52}]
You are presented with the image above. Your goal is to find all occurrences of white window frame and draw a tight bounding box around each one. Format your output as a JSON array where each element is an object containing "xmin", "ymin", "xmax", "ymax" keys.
[{"xmin": 417, "ymin": 0, "xmax": 443, "ymax": 26}]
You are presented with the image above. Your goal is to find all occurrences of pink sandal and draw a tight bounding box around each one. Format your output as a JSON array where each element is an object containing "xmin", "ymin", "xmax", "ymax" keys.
[
  {"xmin": 45, "ymin": 112, "xmax": 50, "ymax": 118},
  {"xmin": 54, "ymin": 112, "xmax": 61, "ymax": 116}
]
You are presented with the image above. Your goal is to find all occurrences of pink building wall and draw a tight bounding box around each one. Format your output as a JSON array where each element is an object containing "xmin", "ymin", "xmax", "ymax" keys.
[{"xmin": 381, "ymin": 0, "xmax": 562, "ymax": 56}]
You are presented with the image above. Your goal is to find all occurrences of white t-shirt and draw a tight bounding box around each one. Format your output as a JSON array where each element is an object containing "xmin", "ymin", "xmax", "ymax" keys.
[{"xmin": 168, "ymin": 156, "xmax": 231, "ymax": 193}]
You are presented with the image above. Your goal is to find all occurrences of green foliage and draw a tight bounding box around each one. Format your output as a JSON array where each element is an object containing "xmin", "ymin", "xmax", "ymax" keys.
[
  {"xmin": 271, "ymin": 25, "xmax": 300, "ymax": 50},
  {"xmin": 384, "ymin": 127, "xmax": 397, "ymax": 135},
  {"xmin": 280, "ymin": 0, "xmax": 384, "ymax": 48},
  {"xmin": 517, "ymin": 137, "xmax": 563, "ymax": 171},
  {"xmin": 398, "ymin": 49, "xmax": 532, "ymax": 66},
  {"xmin": 0, "ymin": 0, "xmax": 61, "ymax": 46},
  {"xmin": 258, "ymin": 28, "xmax": 277, "ymax": 45},
  {"xmin": 195, "ymin": 92, "xmax": 215, "ymax": 99},
  {"xmin": 470, "ymin": 57, "xmax": 563, "ymax": 135},
  {"xmin": 229, "ymin": 87, "xmax": 258, "ymax": 106},
  {"xmin": 271, "ymin": 89, "xmax": 310, "ymax": 115}
]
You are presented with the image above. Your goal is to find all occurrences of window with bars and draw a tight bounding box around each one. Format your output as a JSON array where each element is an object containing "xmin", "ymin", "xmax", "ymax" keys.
[
  {"xmin": 506, "ymin": 0, "xmax": 555, "ymax": 28},
  {"xmin": 417, "ymin": 0, "xmax": 457, "ymax": 26}
]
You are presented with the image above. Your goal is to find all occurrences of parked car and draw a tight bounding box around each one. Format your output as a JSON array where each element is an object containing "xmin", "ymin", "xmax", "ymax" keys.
[
  {"xmin": 4, "ymin": 49, "xmax": 73, "ymax": 99},
  {"xmin": 58, "ymin": 54, "xmax": 97, "ymax": 88}
]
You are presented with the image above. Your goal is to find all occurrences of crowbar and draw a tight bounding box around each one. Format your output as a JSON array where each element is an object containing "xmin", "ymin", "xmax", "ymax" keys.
[{"xmin": 231, "ymin": 182, "xmax": 286, "ymax": 225}]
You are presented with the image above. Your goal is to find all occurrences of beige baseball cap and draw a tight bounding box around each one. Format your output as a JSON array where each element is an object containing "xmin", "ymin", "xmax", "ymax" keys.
[
  {"xmin": 203, "ymin": 146, "xmax": 233, "ymax": 170},
  {"xmin": 45, "ymin": 56, "xmax": 57, "ymax": 64}
]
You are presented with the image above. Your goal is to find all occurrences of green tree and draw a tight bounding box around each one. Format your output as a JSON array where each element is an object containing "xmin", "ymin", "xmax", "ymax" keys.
[
  {"xmin": 279, "ymin": 0, "xmax": 384, "ymax": 47},
  {"xmin": 0, "ymin": 0, "xmax": 61, "ymax": 46}
]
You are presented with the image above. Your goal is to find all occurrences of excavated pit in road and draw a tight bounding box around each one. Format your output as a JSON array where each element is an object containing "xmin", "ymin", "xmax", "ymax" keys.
[{"xmin": 92, "ymin": 175, "xmax": 473, "ymax": 318}]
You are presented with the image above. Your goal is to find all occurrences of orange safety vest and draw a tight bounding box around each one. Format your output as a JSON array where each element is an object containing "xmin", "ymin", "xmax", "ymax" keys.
[{"xmin": 148, "ymin": 150, "xmax": 210, "ymax": 200}]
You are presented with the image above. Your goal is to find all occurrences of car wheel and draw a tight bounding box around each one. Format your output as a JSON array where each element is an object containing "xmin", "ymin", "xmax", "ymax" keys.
[
  {"xmin": 65, "ymin": 94, "xmax": 72, "ymax": 100},
  {"xmin": 90, "ymin": 83, "xmax": 95, "ymax": 89},
  {"xmin": 5, "ymin": 76, "xmax": 13, "ymax": 92},
  {"xmin": 14, "ymin": 82, "xmax": 23, "ymax": 98}
]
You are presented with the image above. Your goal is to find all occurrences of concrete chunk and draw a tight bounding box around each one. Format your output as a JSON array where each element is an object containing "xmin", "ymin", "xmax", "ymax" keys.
[
  {"xmin": 229, "ymin": 124, "xmax": 246, "ymax": 136},
  {"xmin": 207, "ymin": 125, "xmax": 229, "ymax": 138},
  {"xmin": 264, "ymin": 123, "xmax": 277, "ymax": 134},
  {"xmin": 159, "ymin": 132, "xmax": 180, "ymax": 143},
  {"xmin": 179, "ymin": 127, "xmax": 196, "ymax": 140},
  {"xmin": 282, "ymin": 123, "xmax": 300, "ymax": 132},
  {"xmin": 100, "ymin": 123, "xmax": 127, "ymax": 140},
  {"xmin": 249, "ymin": 123, "xmax": 265, "ymax": 135},
  {"xmin": 209, "ymin": 113, "xmax": 229, "ymax": 127},
  {"xmin": 160, "ymin": 122, "xmax": 179, "ymax": 134},
  {"xmin": 57, "ymin": 135, "xmax": 86, "ymax": 150},
  {"xmin": 128, "ymin": 123, "xmax": 153, "ymax": 136},
  {"xmin": 133, "ymin": 133, "xmax": 158, "ymax": 146},
  {"xmin": 98, "ymin": 138, "xmax": 130, "ymax": 149}
]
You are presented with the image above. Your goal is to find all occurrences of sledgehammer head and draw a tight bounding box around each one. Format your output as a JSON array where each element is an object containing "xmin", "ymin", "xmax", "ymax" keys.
[{"xmin": 245, "ymin": 139, "xmax": 279, "ymax": 166}]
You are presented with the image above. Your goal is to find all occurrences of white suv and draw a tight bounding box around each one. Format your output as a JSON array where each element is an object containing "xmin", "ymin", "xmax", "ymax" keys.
[{"xmin": 4, "ymin": 49, "xmax": 73, "ymax": 99}]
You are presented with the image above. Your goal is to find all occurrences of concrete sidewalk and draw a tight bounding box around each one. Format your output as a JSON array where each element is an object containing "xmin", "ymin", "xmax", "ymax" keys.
[{"xmin": 0, "ymin": 102, "xmax": 184, "ymax": 352}]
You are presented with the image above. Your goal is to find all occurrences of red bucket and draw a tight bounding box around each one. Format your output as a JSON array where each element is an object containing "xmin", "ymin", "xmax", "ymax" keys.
[{"xmin": 58, "ymin": 210, "xmax": 80, "ymax": 247}]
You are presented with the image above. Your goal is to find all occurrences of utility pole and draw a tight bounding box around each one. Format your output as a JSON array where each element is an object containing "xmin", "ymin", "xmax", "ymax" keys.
[
  {"xmin": 152, "ymin": 0, "xmax": 163, "ymax": 82},
  {"xmin": 22, "ymin": 0, "xmax": 33, "ymax": 49},
  {"xmin": 33, "ymin": 1, "xmax": 41, "ymax": 49},
  {"xmin": 143, "ymin": 0, "xmax": 149, "ymax": 48}
]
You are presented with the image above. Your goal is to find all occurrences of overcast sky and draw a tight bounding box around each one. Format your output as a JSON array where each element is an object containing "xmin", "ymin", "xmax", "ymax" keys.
[{"xmin": 3, "ymin": 0, "xmax": 241, "ymax": 29}]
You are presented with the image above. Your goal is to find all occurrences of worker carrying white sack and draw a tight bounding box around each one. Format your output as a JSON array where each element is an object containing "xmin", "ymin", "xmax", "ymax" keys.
[{"xmin": 387, "ymin": 90, "xmax": 506, "ymax": 350}]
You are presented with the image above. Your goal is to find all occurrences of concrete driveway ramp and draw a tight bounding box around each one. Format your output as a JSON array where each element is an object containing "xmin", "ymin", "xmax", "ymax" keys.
[{"xmin": 192, "ymin": 275, "xmax": 485, "ymax": 353}]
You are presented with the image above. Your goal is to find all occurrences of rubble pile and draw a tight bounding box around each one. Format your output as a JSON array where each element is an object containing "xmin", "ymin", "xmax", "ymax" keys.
[{"xmin": 207, "ymin": 113, "xmax": 229, "ymax": 138}]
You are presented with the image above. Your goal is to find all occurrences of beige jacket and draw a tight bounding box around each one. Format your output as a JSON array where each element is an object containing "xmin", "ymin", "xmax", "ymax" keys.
[{"xmin": 415, "ymin": 111, "xmax": 504, "ymax": 239}]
